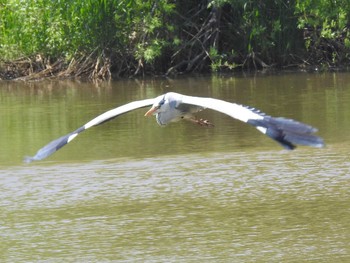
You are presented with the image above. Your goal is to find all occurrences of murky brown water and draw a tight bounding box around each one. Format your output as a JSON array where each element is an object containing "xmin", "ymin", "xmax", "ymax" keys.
[{"xmin": 1, "ymin": 72, "xmax": 350, "ymax": 262}]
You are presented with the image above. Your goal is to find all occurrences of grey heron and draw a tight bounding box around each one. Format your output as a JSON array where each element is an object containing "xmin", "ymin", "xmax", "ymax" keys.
[{"xmin": 25, "ymin": 92, "xmax": 324, "ymax": 162}]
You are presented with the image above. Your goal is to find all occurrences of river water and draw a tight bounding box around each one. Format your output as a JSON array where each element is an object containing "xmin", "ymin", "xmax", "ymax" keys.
[{"xmin": 0, "ymin": 72, "xmax": 349, "ymax": 262}]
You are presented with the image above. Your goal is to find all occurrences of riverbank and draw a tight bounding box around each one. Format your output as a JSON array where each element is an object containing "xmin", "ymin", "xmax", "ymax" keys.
[
  {"xmin": 1, "ymin": 56, "xmax": 349, "ymax": 82},
  {"xmin": 0, "ymin": 54, "xmax": 111, "ymax": 81}
]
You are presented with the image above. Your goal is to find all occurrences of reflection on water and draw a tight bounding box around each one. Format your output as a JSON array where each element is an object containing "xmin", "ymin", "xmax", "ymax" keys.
[
  {"xmin": 1, "ymin": 150, "xmax": 350, "ymax": 262},
  {"xmin": 1, "ymin": 72, "xmax": 350, "ymax": 261}
]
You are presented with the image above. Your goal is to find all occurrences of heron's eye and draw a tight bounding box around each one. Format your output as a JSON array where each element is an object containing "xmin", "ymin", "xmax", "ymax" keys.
[{"xmin": 157, "ymin": 96, "xmax": 166, "ymax": 107}]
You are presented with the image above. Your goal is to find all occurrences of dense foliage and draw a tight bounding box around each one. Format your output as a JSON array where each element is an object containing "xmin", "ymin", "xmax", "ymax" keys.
[{"xmin": 0, "ymin": 0, "xmax": 349, "ymax": 80}]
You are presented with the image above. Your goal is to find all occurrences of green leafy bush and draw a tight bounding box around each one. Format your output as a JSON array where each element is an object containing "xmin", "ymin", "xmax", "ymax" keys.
[{"xmin": 0, "ymin": 0, "xmax": 349, "ymax": 80}]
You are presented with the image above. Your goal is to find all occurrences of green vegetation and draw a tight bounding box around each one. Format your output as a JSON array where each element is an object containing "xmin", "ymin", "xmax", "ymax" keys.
[{"xmin": 0, "ymin": 0, "xmax": 349, "ymax": 80}]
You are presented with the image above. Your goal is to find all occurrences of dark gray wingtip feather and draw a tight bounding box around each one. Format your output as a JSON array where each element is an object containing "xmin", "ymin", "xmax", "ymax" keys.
[
  {"xmin": 24, "ymin": 134, "xmax": 73, "ymax": 163},
  {"xmin": 24, "ymin": 128, "xmax": 84, "ymax": 163},
  {"xmin": 248, "ymin": 117, "xmax": 325, "ymax": 150}
]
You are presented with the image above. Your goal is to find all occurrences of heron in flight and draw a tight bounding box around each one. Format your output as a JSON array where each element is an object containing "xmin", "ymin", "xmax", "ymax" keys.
[{"xmin": 25, "ymin": 92, "xmax": 324, "ymax": 162}]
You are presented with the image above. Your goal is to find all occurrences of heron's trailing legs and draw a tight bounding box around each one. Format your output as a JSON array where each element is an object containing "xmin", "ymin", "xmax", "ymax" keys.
[{"xmin": 185, "ymin": 116, "xmax": 214, "ymax": 127}]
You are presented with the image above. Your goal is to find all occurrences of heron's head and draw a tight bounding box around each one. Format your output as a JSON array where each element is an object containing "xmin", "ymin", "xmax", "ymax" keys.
[{"xmin": 144, "ymin": 94, "xmax": 167, "ymax": 116}]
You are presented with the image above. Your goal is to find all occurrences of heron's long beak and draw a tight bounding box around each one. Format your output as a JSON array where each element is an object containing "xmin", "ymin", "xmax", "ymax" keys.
[{"xmin": 144, "ymin": 107, "xmax": 157, "ymax": 116}]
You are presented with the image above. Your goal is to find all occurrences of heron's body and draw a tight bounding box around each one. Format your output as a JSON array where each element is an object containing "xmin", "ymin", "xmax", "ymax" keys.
[{"xmin": 25, "ymin": 92, "xmax": 324, "ymax": 162}]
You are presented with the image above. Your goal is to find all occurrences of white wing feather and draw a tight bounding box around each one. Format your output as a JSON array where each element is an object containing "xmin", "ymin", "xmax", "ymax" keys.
[
  {"xmin": 180, "ymin": 94, "xmax": 264, "ymax": 123},
  {"xmin": 84, "ymin": 99, "xmax": 155, "ymax": 129},
  {"xmin": 179, "ymin": 93, "xmax": 324, "ymax": 149},
  {"xmin": 25, "ymin": 98, "xmax": 155, "ymax": 162}
]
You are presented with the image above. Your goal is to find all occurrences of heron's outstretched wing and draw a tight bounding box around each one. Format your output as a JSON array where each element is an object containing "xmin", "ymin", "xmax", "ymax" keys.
[
  {"xmin": 25, "ymin": 98, "xmax": 155, "ymax": 162},
  {"xmin": 180, "ymin": 94, "xmax": 324, "ymax": 149}
]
